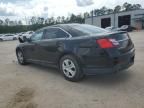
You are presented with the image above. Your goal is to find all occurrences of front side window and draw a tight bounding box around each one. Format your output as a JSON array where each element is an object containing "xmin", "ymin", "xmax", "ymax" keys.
[
  {"xmin": 31, "ymin": 30, "xmax": 43, "ymax": 41},
  {"xmin": 43, "ymin": 28, "xmax": 69, "ymax": 39}
]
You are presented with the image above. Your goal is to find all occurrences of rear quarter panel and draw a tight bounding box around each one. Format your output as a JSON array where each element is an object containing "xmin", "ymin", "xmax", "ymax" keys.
[{"xmin": 62, "ymin": 36, "xmax": 110, "ymax": 67}]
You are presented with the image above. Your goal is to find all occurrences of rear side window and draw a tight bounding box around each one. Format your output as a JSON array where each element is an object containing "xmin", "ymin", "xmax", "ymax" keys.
[
  {"xmin": 43, "ymin": 28, "xmax": 69, "ymax": 39},
  {"xmin": 5, "ymin": 35, "xmax": 13, "ymax": 36}
]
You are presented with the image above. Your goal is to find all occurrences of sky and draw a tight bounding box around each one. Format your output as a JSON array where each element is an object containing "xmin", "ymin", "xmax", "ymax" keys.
[{"xmin": 0, "ymin": 0, "xmax": 144, "ymax": 21}]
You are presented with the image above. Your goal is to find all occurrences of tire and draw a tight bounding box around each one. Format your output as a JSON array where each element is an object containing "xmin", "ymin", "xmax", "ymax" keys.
[
  {"xmin": 13, "ymin": 37, "xmax": 17, "ymax": 40},
  {"xmin": 16, "ymin": 50, "xmax": 28, "ymax": 65},
  {"xmin": 0, "ymin": 39, "xmax": 3, "ymax": 42},
  {"xmin": 59, "ymin": 55, "xmax": 84, "ymax": 82}
]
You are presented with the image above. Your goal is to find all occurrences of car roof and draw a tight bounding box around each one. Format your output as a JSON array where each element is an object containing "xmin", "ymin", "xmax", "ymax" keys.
[
  {"xmin": 35, "ymin": 23, "xmax": 86, "ymax": 37},
  {"xmin": 52, "ymin": 23, "xmax": 81, "ymax": 27},
  {"xmin": 39, "ymin": 23, "xmax": 81, "ymax": 30}
]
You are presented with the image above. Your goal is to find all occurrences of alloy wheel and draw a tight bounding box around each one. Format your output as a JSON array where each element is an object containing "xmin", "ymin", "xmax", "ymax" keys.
[
  {"xmin": 62, "ymin": 59, "xmax": 76, "ymax": 78},
  {"xmin": 17, "ymin": 51, "xmax": 24, "ymax": 63}
]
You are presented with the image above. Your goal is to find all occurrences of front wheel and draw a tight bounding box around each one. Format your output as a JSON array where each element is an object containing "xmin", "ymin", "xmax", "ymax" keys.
[
  {"xmin": 16, "ymin": 50, "xmax": 28, "ymax": 65},
  {"xmin": 59, "ymin": 55, "xmax": 84, "ymax": 82}
]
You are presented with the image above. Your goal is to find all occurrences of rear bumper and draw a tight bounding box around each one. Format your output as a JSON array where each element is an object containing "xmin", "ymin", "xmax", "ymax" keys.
[
  {"xmin": 82, "ymin": 48, "xmax": 135, "ymax": 75},
  {"xmin": 83, "ymin": 61, "xmax": 134, "ymax": 75}
]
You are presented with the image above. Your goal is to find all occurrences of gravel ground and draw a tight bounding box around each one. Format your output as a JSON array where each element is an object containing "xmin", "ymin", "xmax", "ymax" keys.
[{"xmin": 0, "ymin": 31, "xmax": 144, "ymax": 108}]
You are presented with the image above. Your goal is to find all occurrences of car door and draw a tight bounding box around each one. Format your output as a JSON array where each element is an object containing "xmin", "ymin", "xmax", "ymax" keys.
[
  {"xmin": 4, "ymin": 35, "xmax": 12, "ymax": 40},
  {"xmin": 8, "ymin": 35, "xmax": 14, "ymax": 40},
  {"xmin": 24, "ymin": 30, "xmax": 44, "ymax": 61},
  {"xmin": 37, "ymin": 27, "xmax": 70, "ymax": 64}
]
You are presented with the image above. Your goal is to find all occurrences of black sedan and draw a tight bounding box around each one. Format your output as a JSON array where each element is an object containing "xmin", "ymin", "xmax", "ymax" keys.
[{"xmin": 16, "ymin": 24, "xmax": 135, "ymax": 81}]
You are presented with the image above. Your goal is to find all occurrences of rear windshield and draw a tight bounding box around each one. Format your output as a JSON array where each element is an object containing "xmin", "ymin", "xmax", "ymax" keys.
[{"xmin": 67, "ymin": 24, "xmax": 108, "ymax": 37}]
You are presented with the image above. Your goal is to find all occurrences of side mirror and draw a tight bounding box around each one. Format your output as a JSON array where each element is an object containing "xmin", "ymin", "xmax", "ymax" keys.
[
  {"xmin": 18, "ymin": 37, "xmax": 24, "ymax": 43},
  {"xmin": 18, "ymin": 36, "xmax": 31, "ymax": 43},
  {"xmin": 23, "ymin": 36, "xmax": 27, "ymax": 42}
]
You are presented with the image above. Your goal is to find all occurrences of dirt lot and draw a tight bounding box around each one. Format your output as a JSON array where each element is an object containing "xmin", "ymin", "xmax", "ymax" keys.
[{"xmin": 0, "ymin": 31, "xmax": 144, "ymax": 108}]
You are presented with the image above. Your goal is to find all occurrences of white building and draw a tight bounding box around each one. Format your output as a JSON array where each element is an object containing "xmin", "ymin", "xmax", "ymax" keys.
[{"xmin": 85, "ymin": 9, "xmax": 144, "ymax": 29}]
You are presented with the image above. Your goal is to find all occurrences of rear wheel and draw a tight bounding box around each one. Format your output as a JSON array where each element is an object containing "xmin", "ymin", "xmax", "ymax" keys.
[
  {"xmin": 16, "ymin": 50, "xmax": 28, "ymax": 65},
  {"xmin": 60, "ymin": 55, "xmax": 84, "ymax": 82}
]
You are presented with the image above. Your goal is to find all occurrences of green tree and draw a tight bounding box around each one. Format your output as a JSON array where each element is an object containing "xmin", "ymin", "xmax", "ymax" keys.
[
  {"xmin": 69, "ymin": 14, "xmax": 77, "ymax": 23},
  {"xmin": 76, "ymin": 14, "xmax": 84, "ymax": 23},
  {"xmin": 61, "ymin": 16, "xmax": 65, "ymax": 23},
  {"xmin": 84, "ymin": 12, "xmax": 90, "ymax": 18},
  {"xmin": 37, "ymin": 17, "xmax": 45, "ymax": 24},
  {"xmin": 56, "ymin": 16, "xmax": 61, "ymax": 23},
  {"xmin": 49, "ymin": 17, "xmax": 55, "ymax": 25},
  {"xmin": 132, "ymin": 4, "xmax": 141, "ymax": 10},
  {"xmin": 18, "ymin": 20, "xmax": 22, "ymax": 25},
  {"xmin": 114, "ymin": 5, "xmax": 121, "ymax": 13},
  {"xmin": 107, "ymin": 9, "xmax": 113, "ymax": 14},
  {"xmin": 9, "ymin": 21, "xmax": 15, "ymax": 26},
  {"xmin": 5, "ymin": 18, "xmax": 10, "ymax": 26},
  {"xmin": 94, "ymin": 9, "xmax": 99, "ymax": 16},
  {"xmin": 123, "ymin": 2, "xmax": 133, "ymax": 11},
  {"xmin": 90, "ymin": 10, "xmax": 94, "ymax": 16},
  {"xmin": 0, "ymin": 19, "xmax": 3, "ymax": 25},
  {"xmin": 99, "ymin": 6, "xmax": 108, "ymax": 15},
  {"xmin": 44, "ymin": 18, "xmax": 49, "ymax": 25},
  {"xmin": 30, "ymin": 16, "xmax": 37, "ymax": 25}
]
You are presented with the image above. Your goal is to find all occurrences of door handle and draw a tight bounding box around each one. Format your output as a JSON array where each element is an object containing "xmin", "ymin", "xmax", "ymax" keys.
[{"xmin": 57, "ymin": 42, "xmax": 64, "ymax": 51}]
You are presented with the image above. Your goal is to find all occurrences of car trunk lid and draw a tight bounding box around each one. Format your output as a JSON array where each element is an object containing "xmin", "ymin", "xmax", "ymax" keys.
[
  {"xmin": 91, "ymin": 31, "xmax": 134, "ymax": 57},
  {"xmin": 107, "ymin": 32, "xmax": 134, "ymax": 54}
]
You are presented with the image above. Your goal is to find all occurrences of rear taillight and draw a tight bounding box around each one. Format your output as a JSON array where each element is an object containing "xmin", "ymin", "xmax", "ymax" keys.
[{"xmin": 97, "ymin": 38, "xmax": 119, "ymax": 49}]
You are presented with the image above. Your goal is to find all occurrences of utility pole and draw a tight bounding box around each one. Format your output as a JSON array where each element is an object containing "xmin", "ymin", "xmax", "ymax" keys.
[
  {"xmin": 114, "ymin": 12, "xmax": 116, "ymax": 27},
  {"xmin": 91, "ymin": 10, "xmax": 94, "ymax": 25}
]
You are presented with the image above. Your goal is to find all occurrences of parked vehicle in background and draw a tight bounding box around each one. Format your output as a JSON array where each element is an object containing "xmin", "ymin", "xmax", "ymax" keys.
[
  {"xmin": 16, "ymin": 24, "xmax": 135, "ymax": 82},
  {"xmin": 0, "ymin": 34, "xmax": 17, "ymax": 41},
  {"xmin": 105, "ymin": 26, "xmax": 117, "ymax": 31},
  {"xmin": 105, "ymin": 25, "xmax": 136, "ymax": 32},
  {"xmin": 0, "ymin": 34, "xmax": 3, "ymax": 37},
  {"xmin": 117, "ymin": 25, "xmax": 136, "ymax": 32},
  {"xmin": 23, "ymin": 31, "xmax": 34, "ymax": 38},
  {"xmin": 18, "ymin": 31, "xmax": 34, "ymax": 42},
  {"xmin": 18, "ymin": 32, "xmax": 25, "ymax": 37}
]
